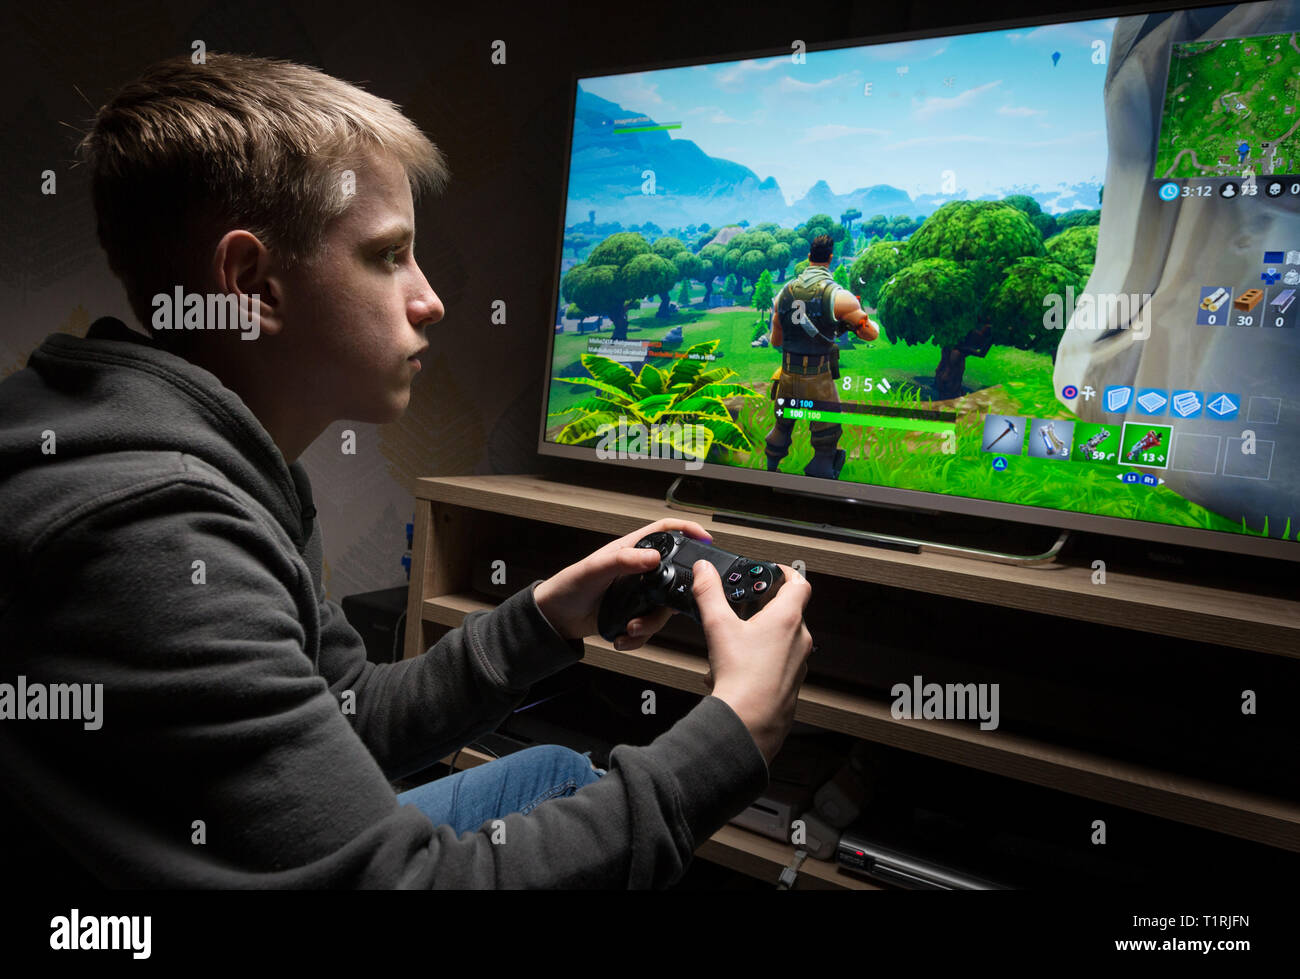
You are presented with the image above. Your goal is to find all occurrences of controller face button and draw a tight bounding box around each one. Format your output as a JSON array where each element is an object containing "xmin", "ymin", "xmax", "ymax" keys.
[
  {"xmin": 752, "ymin": 580, "xmax": 768, "ymax": 593},
  {"xmin": 728, "ymin": 587, "xmax": 746, "ymax": 602},
  {"xmin": 748, "ymin": 565, "xmax": 763, "ymax": 576},
  {"xmin": 727, "ymin": 571, "xmax": 742, "ymax": 582}
]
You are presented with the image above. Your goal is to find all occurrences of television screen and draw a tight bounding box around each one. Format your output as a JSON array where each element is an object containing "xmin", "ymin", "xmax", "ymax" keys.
[{"xmin": 539, "ymin": 0, "xmax": 1300, "ymax": 561}]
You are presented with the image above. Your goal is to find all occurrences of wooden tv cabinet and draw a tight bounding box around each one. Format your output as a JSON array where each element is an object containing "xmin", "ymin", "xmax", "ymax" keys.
[{"xmin": 406, "ymin": 473, "xmax": 1300, "ymax": 890}]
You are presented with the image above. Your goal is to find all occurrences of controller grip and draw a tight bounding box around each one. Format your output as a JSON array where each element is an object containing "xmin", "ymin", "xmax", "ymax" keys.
[{"xmin": 597, "ymin": 573, "xmax": 657, "ymax": 642}]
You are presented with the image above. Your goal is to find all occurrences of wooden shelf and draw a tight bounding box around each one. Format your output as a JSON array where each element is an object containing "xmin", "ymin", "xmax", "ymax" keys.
[
  {"xmin": 439, "ymin": 743, "xmax": 874, "ymax": 890},
  {"xmin": 407, "ymin": 473, "xmax": 1300, "ymax": 887},
  {"xmin": 412, "ymin": 474, "xmax": 1300, "ymax": 659},
  {"xmin": 425, "ymin": 591, "xmax": 1300, "ymax": 854}
]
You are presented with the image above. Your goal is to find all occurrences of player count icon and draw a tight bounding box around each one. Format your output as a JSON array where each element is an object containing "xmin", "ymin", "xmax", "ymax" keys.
[
  {"xmin": 1135, "ymin": 388, "xmax": 1168, "ymax": 415},
  {"xmin": 1103, "ymin": 385, "xmax": 1133, "ymax": 413},
  {"xmin": 1206, "ymin": 392, "xmax": 1240, "ymax": 420},
  {"xmin": 1170, "ymin": 390, "xmax": 1203, "ymax": 418},
  {"xmin": 1220, "ymin": 181, "xmax": 1238, "ymax": 198}
]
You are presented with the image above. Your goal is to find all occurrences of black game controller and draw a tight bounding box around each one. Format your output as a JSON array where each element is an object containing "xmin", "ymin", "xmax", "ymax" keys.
[{"xmin": 598, "ymin": 530, "xmax": 786, "ymax": 642}]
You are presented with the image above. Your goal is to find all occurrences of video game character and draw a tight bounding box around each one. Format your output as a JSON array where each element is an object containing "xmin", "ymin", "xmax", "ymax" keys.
[{"xmin": 763, "ymin": 234, "xmax": 879, "ymax": 478}]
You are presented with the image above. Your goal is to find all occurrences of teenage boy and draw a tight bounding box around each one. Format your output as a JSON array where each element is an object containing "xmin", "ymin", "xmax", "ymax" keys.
[{"xmin": 0, "ymin": 53, "xmax": 812, "ymax": 887}]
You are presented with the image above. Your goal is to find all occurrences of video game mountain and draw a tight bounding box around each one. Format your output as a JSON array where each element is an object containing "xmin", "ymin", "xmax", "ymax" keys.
[{"xmin": 565, "ymin": 89, "xmax": 1101, "ymax": 231}]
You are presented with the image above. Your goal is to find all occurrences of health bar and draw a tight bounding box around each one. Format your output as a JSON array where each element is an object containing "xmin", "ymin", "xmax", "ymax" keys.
[
  {"xmin": 782, "ymin": 407, "xmax": 955, "ymax": 434},
  {"xmin": 613, "ymin": 123, "xmax": 682, "ymax": 133}
]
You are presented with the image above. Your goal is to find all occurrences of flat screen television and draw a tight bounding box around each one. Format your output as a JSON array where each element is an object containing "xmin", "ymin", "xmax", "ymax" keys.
[{"xmin": 538, "ymin": 0, "xmax": 1300, "ymax": 562}]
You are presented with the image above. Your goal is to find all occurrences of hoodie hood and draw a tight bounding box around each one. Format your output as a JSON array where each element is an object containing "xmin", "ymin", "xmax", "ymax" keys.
[{"xmin": 0, "ymin": 317, "xmax": 317, "ymax": 570}]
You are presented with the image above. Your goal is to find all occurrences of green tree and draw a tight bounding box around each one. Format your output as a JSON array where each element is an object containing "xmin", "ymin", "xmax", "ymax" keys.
[
  {"xmin": 985, "ymin": 256, "xmax": 1087, "ymax": 362},
  {"xmin": 697, "ymin": 243, "xmax": 726, "ymax": 305},
  {"xmin": 562, "ymin": 232, "xmax": 663, "ymax": 341},
  {"xmin": 862, "ymin": 213, "xmax": 889, "ymax": 239},
  {"xmin": 676, "ymin": 279, "xmax": 692, "ymax": 307},
  {"xmin": 752, "ymin": 269, "xmax": 776, "ymax": 322},
  {"xmin": 564, "ymin": 233, "xmax": 590, "ymax": 258},
  {"xmin": 797, "ymin": 214, "xmax": 844, "ymax": 251},
  {"xmin": 850, "ymin": 238, "xmax": 907, "ymax": 307},
  {"xmin": 738, "ymin": 249, "xmax": 768, "ymax": 297},
  {"xmin": 1003, "ymin": 194, "xmax": 1059, "ymax": 239},
  {"xmin": 650, "ymin": 237, "xmax": 689, "ymax": 316},
  {"xmin": 767, "ymin": 241, "xmax": 792, "ymax": 280},
  {"xmin": 674, "ymin": 250, "xmax": 704, "ymax": 298},
  {"xmin": 624, "ymin": 251, "xmax": 680, "ymax": 321},
  {"xmin": 1045, "ymin": 225, "xmax": 1100, "ymax": 279},
  {"xmin": 833, "ymin": 263, "xmax": 850, "ymax": 289},
  {"xmin": 565, "ymin": 301, "xmax": 600, "ymax": 331},
  {"xmin": 1055, "ymin": 209, "xmax": 1101, "ymax": 230},
  {"xmin": 876, "ymin": 200, "xmax": 1045, "ymax": 399},
  {"xmin": 878, "ymin": 260, "xmax": 978, "ymax": 344}
]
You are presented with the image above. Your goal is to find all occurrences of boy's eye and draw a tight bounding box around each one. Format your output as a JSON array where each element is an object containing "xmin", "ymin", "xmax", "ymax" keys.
[{"xmin": 382, "ymin": 246, "xmax": 406, "ymax": 267}]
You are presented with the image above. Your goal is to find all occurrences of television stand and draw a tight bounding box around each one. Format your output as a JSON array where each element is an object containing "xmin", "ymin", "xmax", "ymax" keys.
[
  {"xmin": 405, "ymin": 472, "xmax": 1300, "ymax": 890},
  {"xmin": 664, "ymin": 476, "xmax": 1070, "ymax": 567}
]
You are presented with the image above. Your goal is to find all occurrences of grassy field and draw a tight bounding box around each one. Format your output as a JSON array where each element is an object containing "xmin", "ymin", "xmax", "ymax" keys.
[{"xmin": 547, "ymin": 301, "xmax": 1289, "ymax": 539}]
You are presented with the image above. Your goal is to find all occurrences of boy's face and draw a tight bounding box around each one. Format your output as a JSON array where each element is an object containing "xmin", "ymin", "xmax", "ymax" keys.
[{"xmin": 274, "ymin": 150, "xmax": 443, "ymax": 424}]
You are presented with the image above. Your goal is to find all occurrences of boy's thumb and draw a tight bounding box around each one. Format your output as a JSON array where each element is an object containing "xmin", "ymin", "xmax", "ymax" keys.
[{"xmin": 691, "ymin": 560, "xmax": 722, "ymax": 626}]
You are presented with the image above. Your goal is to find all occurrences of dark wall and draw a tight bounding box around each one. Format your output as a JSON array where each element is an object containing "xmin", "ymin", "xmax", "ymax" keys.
[{"xmin": 0, "ymin": 0, "xmax": 1191, "ymax": 593}]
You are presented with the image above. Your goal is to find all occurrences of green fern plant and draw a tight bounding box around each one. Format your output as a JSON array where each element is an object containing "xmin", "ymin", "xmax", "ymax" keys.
[{"xmin": 549, "ymin": 339, "xmax": 765, "ymax": 462}]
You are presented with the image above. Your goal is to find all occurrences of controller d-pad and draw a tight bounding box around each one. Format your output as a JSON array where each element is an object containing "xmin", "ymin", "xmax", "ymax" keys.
[{"xmin": 637, "ymin": 532, "xmax": 675, "ymax": 559}]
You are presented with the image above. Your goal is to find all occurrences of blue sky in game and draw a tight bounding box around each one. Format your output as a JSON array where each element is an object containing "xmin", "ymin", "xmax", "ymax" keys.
[{"xmin": 580, "ymin": 16, "xmax": 1118, "ymax": 205}]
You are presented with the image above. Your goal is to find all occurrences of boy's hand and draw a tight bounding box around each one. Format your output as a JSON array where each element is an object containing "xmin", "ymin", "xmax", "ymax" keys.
[{"xmin": 533, "ymin": 519, "xmax": 713, "ymax": 646}]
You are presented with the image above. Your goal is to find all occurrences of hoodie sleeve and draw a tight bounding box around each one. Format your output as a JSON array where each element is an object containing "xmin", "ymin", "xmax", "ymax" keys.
[
  {"xmin": 6, "ymin": 474, "xmax": 769, "ymax": 888},
  {"xmin": 315, "ymin": 580, "xmax": 587, "ymax": 781}
]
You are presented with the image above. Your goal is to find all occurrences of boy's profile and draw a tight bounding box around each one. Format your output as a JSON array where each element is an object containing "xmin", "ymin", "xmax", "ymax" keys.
[{"xmin": 0, "ymin": 53, "xmax": 812, "ymax": 888}]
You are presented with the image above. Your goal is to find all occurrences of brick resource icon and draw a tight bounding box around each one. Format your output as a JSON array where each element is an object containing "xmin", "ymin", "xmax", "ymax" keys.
[{"xmin": 1234, "ymin": 288, "xmax": 1264, "ymax": 312}]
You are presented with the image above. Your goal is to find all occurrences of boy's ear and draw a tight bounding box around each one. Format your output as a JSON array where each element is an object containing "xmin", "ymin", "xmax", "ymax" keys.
[{"xmin": 212, "ymin": 229, "xmax": 285, "ymax": 338}]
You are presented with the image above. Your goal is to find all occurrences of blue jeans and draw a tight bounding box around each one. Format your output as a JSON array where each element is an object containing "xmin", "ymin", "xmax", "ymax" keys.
[{"xmin": 397, "ymin": 745, "xmax": 606, "ymax": 835}]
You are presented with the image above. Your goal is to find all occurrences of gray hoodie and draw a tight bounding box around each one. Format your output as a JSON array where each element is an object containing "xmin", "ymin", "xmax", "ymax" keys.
[{"xmin": 0, "ymin": 317, "xmax": 769, "ymax": 888}]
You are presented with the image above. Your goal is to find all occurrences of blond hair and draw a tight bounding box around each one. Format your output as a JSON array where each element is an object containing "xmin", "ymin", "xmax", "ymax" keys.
[{"xmin": 77, "ymin": 53, "xmax": 449, "ymax": 340}]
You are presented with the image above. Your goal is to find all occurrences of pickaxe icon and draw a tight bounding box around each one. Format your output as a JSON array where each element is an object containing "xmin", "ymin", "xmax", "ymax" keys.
[{"xmin": 983, "ymin": 418, "xmax": 1017, "ymax": 452}]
